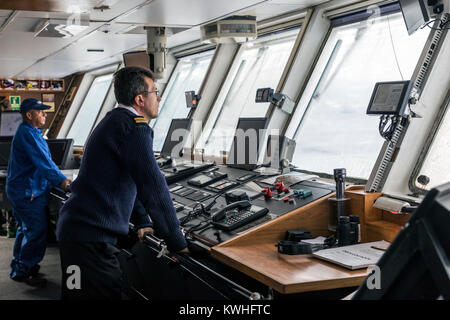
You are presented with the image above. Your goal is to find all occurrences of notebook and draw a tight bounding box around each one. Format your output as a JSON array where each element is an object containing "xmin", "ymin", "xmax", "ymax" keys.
[{"xmin": 312, "ymin": 241, "xmax": 390, "ymax": 270}]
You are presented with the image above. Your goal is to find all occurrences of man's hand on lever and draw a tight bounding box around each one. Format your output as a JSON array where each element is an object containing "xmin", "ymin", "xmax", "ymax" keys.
[
  {"xmin": 137, "ymin": 226, "xmax": 190, "ymax": 254},
  {"xmin": 138, "ymin": 227, "xmax": 154, "ymax": 242},
  {"xmin": 60, "ymin": 179, "xmax": 71, "ymax": 192}
]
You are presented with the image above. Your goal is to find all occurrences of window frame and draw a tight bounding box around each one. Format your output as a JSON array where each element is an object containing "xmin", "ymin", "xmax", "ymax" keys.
[
  {"xmin": 150, "ymin": 48, "xmax": 216, "ymax": 152},
  {"xmin": 58, "ymin": 63, "xmax": 119, "ymax": 142},
  {"xmin": 289, "ymin": 2, "xmax": 404, "ymax": 139},
  {"xmin": 284, "ymin": 3, "xmax": 430, "ymax": 181},
  {"xmin": 195, "ymin": 27, "xmax": 302, "ymax": 158},
  {"xmin": 150, "ymin": 48, "xmax": 215, "ymax": 127},
  {"xmin": 408, "ymin": 91, "xmax": 450, "ymax": 194},
  {"xmin": 66, "ymin": 71, "xmax": 115, "ymax": 147}
]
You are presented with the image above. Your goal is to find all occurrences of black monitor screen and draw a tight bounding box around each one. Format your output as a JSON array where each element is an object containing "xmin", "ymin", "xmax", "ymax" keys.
[
  {"xmin": 46, "ymin": 139, "xmax": 73, "ymax": 168},
  {"xmin": 0, "ymin": 137, "xmax": 13, "ymax": 169},
  {"xmin": 123, "ymin": 51, "xmax": 151, "ymax": 70},
  {"xmin": 367, "ymin": 81, "xmax": 412, "ymax": 115},
  {"xmin": 398, "ymin": 0, "xmax": 429, "ymax": 35},
  {"xmin": 353, "ymin": 182, "xmax": 450, "ymax": 300},
  {"xmin": 160, "ymin": 119, "xmax": 192, "ymax": 158},
  {"xmin": 227, "ymin": 117, "xmax": 269, "ymax": 171},
  {"xmin": 0, "ymin": 111, "xmax": 22, "ymax": 137}
]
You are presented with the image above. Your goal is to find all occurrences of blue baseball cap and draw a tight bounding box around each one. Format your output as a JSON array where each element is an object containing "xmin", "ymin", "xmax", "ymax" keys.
[{"xmin": 20, "ymin": 98, "xmax": 51, "ymax": 114}]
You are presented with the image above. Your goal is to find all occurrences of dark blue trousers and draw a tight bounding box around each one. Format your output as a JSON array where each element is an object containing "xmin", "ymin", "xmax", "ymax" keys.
[{"xmin": 8, "ymin": 195, "xmax": 48, "ymax": 279}]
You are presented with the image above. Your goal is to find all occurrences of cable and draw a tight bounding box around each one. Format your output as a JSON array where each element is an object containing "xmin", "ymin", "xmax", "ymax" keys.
[
  {"xmin": 187, "ymin": 221, "xmax": 212, "ymax": 234},
  {"xmin": 378, "ymin": 115, "xmax": 388, "ymax": 140},
  {"xmin": 180, "ymin": 188, "xmax": 228, "ymax": 227},
  {"xmin": 182, "ymin": 190, "xmax": 232, "ymax": 235},
  {"xmin": 378, "ymin": 115, "xmax": 399, "ymax": 141},
  {"xmin": 197, "ymin": 224, "xmax": 214, "ymax": 234},
  {"xmin": 179, "ymin": 202, "xmax": 204, "ymax": 226},
  {"xmin": 204, "ymin": 192, "xmax": 224, "ymax": 211},
  {"xmin": 420, "ymin": 19, "xmax": 437, "ymax": 29},
  {"xmin": 420, "ymin": 18, "xmax": 450, "ymax": 31},
  {"xmin": 387, "ymin": 15, "xmax": 404, "ymax": 80}
]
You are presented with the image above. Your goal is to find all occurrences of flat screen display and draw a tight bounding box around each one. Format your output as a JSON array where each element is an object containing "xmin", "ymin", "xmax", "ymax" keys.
[
  {"xmin": 160, "ymin": 119, "xmax": 192, "ymax": 158},
  {"xmin": 46, "ymin": 139, "xmax": 73, "ymax": 168},
  {"xmin": 123, "ymin": 51, "xmax": 151, "ymax": 70},
  {"xmin": 227, "ymin": 117, "xmax": 269, "ymax": 171},
  {"xmin": 398, "ymin": 0, "xmax": 429, "ymax": 35},
  {"xmin": 367, "ymin": 81, "xmax": 412, "ymax": 115},
  {"xmin": 0, "ymin": 111, "xmax": 22, "ymax": 137},
  {"xmin": 0, "ymin": 136, "xmax": 13, "ymax": 169}
]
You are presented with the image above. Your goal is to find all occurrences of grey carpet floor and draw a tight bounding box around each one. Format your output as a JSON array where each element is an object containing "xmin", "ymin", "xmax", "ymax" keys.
[{"xmin": 0, "ymin": 237, "xmax": 61, "ymax": 300}]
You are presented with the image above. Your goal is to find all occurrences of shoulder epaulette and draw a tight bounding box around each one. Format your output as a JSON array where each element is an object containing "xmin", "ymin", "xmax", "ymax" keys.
[{"xmin": 134, "ymin": 117, "xmax": 148, "ymax": 125}]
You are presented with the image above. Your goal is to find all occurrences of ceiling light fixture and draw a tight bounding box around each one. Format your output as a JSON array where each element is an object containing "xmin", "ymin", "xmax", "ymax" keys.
[{"xmin": 34, "ymin": 19, "xmax": 50, "ymax": 37}]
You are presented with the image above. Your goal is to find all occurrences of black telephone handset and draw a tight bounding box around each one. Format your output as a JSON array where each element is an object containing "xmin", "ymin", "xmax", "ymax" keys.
[{"xmin": 211, "ymin": 200, "xmax": 252, "ymax": 222}]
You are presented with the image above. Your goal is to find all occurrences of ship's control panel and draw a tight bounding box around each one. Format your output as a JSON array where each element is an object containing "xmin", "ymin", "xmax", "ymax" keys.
[{"xmin": 166, "ymin": 164, "xmax": 335, "ymax": 247}]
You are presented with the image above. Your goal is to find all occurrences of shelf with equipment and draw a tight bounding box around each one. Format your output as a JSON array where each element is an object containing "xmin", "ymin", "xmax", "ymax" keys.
[
  {"xmin": 0, "ymin": 79, "xmax": 64, "ymax": 92},
  {"xmin": 346, "ymin": 186, "xmax": 410, "ymax": 243}
]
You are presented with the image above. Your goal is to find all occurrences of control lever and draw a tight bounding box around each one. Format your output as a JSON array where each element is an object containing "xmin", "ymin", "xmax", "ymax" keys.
[{"xmin": 261, "ymin": 188, "xmax": 272, "ymax": 199}]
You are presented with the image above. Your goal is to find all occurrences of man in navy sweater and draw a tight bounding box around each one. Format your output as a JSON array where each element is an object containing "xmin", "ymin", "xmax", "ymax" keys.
[{"xmin": 56, "ymin": 66, "xmax": 188, "ymax": 299}]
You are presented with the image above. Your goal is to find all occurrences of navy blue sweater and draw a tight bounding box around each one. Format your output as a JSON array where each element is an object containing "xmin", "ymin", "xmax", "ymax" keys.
[{"xmin": 56, "ymin": 108, "xmax": 187, "ymax": 252}]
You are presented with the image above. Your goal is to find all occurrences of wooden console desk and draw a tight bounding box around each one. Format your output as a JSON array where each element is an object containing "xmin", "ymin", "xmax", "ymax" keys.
[{"xmin": 210, "ymin": 187, "xmax": 385, "ymax": 294}]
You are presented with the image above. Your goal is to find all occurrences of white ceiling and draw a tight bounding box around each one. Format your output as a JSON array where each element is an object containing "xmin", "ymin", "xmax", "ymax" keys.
[{"xmin": 0, "ymin": 0, "xmax": 329, "ymax": 79}]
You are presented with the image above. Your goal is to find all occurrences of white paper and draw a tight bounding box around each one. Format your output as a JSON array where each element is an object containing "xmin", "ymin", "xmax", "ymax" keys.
[{"xmin": 313, "ymin": 241, "xmax": 390, "ymax": 270}]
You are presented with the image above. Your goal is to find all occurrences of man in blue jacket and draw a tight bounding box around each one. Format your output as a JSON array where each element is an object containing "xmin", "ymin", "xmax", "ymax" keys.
[
  {"xmin": 6, "ymin": 98, "xmax": 71, "ymax": 287},
  {"xmin": 56, "ymin": 67, "xmax": 188, "ymax": 300}
]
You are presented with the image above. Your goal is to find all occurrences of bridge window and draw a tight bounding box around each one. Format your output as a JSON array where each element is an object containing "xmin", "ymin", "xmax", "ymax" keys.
[
  {"xmin": 197, "ymin": 29, "xmax": 299, "ymax": 157},
  {"xmin": 66, "ymin": 73, "xmax": 113, "ymax": 146},
  {"xmin": 151, "ymin": 50, "xmax": 215, "ymax": 152},
  {"xmin": 414, "ymin": 98, "xmax": 450, "ymax": 191},
  {"xmin": 286, "ymin": 9, "xmax": 429, "ymax": 179}
]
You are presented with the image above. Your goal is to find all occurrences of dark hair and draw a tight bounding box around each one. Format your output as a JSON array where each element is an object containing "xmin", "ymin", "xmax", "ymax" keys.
[{"xmin": 113, "ymin": 66, "xmax": 154, "ymax": 106}]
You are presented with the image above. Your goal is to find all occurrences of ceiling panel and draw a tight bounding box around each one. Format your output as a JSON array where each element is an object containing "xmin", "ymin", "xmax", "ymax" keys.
[
  {"xmin": 0, "ymin": 9, "xmax": 12, "ymax": 17},
  {"xmin": 0, "ymin": 0, "xmax": 99, "ymax": 13},
  {"xmin": 0, "ymin": 18, "xmax": 103, "ymax": 77},
  {"xmin": 0, "ymin": 19, "xmax": 103, "ymax": 59},
  {"xmin": 49, "ymin": 30, "xmax": 146, "ymax": 61},
  {"xmin": 269, "ymin": 0, "xmax": 329, "ymax": 4},
  {"xmin": 240, "ymin": 0, "xmax": 329, "ymax": 20},
  {"xmin": 0, "ymin": 0, "xmax": 333, "ymax": 79},
  {"xmin": 16, "ymin": 28, "xmax": 146, "ymax": 78},
  {"xmin": 0, "ymin": 59, "xmax": 30, "ymax": 78},
  {"xmin": 14, "ymin": 0, "xmax": 147, "ymax": 22},
  {"xmin": 166, "ymin": 26, "xmax": 203, "ymax": 48},
  {"xmin": 117, "ymin": 0, "xmax": 269, "ymax": 26},
  {"xmin": 18, "ymin": 59, "xmax": 94, "ymax": 78},
  {"xmin": 241, "ymin": 3, "xmax": 306, "ymax": 19},
  {"xmin": 64, "ymin": 56, "xmax": 122, "ymax": 76},
  {"xmin": 17, "ymin": 58, "xmax": 120, "ymax": 78},
  {"xmin": 15, "ymin": 10, "xmax": 84, "ymax": 20},
  {"xmin": 89, "ymin": 0, "xmax": 152, "ymax": 22}
]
